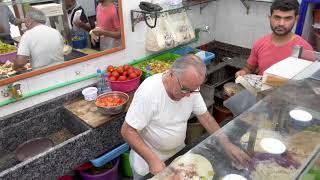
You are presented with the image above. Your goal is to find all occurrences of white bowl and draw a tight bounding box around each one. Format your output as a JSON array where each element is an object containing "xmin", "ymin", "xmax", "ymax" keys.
[{"xmin": 82, "ymin": 87, "xmax": 98, "ymax": 101}]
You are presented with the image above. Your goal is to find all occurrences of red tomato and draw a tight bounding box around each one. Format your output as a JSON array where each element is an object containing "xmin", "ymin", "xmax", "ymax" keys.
[
  {"xmin": 129, "ymin": 72, "xmax": 138, "ymax": 79},
  {"xmin": 109, "ymin": 76, "xmax": 116, "ymax": 81},
  {"xmin": 134, "ymin": 69, "xmax": 141, "ymax": 76},
  {"xmin": 118, "ymin": 76, "xmax": 127, "ymax": 81},
  {"xmin": 122, "ymin": 71, "xmax": 128, "ymax": 77},
  {"xmin": 127, "ymin": 68, "xmax": 134, "ymax": 74},
  {"xmin": 111, "ymin": 71, "xmax": 120, "ymax": 79},
  {"xmin": 123, "ymin": 65, "xmax": 130, "ymax": 71},
  {"xmin": 107, "ymin": 72, "xmax": 111, "ymax": 77},
  {"xmin": 107, "ymin": 65, "xmax": 114, "ymax": 72},
  {"xmin": 117, "ymin": 66, "xmax": 124, "ymax": 74}
]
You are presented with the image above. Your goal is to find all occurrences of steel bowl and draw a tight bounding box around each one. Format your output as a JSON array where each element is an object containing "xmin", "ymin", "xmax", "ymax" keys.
[
  {"xmin": 95, "ymin": 91, "xmax": 129, "ymax": 115},
  {"xmin": 15, "ymin": 137, "xmax": 54, "ymax": 162}
]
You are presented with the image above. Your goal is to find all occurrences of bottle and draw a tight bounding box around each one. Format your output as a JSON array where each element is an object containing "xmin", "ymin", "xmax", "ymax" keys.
[
  {"xmin": 145, "ymin": 65, "xmax": 152, "ymax": 78},
  {"xmin": 96, "ymin": 69, "xmax": 104, "ymax": 94},
  {"xmin": 103, "ymin": 73, "xmax": 112, "ymax": 92}
]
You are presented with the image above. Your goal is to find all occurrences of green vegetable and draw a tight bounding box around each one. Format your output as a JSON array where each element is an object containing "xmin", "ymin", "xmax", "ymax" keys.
[
  {"xmin": 135, "ymin": 59, "xmax": 175, "ymax": 75},
  {"xmin": 72, "ymin": 36, "xmax": 81, "ymax": 41},
  {"xmin": 0, "ymin": 42, "xmax": 16, "ymax": 54}
]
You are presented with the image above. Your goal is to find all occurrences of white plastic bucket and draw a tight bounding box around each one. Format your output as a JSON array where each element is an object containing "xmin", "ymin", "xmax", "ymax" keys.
[{"xmin": 82, "ymin": 87, "xmax": 98, "ymax": 101}]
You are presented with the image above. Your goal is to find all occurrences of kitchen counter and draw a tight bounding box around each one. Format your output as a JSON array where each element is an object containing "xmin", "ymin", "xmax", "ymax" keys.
[{"xmin": 0, "ymin": 86, "xmax": 126, "ymax": 179}]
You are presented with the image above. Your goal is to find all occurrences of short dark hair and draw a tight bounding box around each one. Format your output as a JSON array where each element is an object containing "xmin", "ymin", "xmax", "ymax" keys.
[{"xmin": 270, "ymin": 0, "xmax": 300, "ymax": 16}]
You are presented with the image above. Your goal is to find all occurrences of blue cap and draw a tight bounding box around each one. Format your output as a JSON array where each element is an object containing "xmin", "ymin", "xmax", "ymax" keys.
[{"xmin": 97, "ymin": 69, "xmax": 101, "ymax": 74}]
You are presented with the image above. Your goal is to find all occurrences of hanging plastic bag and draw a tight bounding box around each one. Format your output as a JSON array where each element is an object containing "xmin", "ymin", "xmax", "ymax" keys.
[
  {"xmin": 145, "ymin": 13, "xmax": 177, "ymax": 52},
  {"xmin": 168, "ymin": 10, "xmax": 195, "ymax": 44}
]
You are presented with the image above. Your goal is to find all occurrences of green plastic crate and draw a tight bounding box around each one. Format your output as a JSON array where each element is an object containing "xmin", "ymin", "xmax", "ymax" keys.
[{"xmin": 132, "ymin": 53, "xmax": 181, "ymax": 79}]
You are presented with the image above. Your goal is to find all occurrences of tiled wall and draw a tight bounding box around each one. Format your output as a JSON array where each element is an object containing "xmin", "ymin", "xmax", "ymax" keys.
[{"xmin": 214, "ymin": 0, "xmax": 271, "ymax": 48}]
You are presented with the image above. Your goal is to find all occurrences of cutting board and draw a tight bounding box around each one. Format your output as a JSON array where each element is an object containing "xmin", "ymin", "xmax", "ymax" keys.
[{"xmin": 64, "ymin": 94, "xmax": 133, "ymax": 128}]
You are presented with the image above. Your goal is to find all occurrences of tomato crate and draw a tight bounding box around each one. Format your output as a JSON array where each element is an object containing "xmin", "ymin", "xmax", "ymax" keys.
[{"xmin": 131, "ymin": 53, "xmax": 181, "ymax": 79}]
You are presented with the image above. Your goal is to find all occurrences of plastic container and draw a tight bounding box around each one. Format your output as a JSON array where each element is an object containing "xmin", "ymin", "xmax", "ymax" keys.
[
  {"xmin": 79, "ymin": 158, "xmax": 119, "ymax": 180},
  {"xmin": 172, "ymin": 46, "xmax": 198, "ymax": 56},
  {"xmin": 96, "ymin": 69, "xmax": 103, "ymax": 94},
  {"xmin": 195, "ymin": 50, "xmax": 215, "ymax": 65},
  {"xmin": 120, "ymin": 152, "xmax": 133, "ymax": 177},
  {"xmin": 71, "ymin": 32, "xmax": 87, "ymax": 49},
  {"xmin": 106, "ymin": 70, "xmax": 142, "ymax": 93},
  {"xmin": 0, "ymin": 51, "xmax": 17, "ymax": 63},
  {"xmin": 132, "ymin": 53, "xmax": 181, "ymax": 79},
  {"xmin": 82, "ymin": 87, "xmax": 98, "ymax": 101},
  {"xmin": 172, "ymin": 46, "xmax": 215, "ymax": 65},
  {"xmin": 103, "ymin": 73, "xmax": 112, "ymax": 92}
]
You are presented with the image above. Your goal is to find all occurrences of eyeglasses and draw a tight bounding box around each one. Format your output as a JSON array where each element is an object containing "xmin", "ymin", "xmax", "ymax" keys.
[{"xmin": 172, "ymin": 73, "xmax": 200, "ymax": 94}]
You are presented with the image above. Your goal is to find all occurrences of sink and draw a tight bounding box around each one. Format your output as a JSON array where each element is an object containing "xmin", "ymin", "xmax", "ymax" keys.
[{"xmin": 0, "ymin": 107, "xmax": 90, "ymax": 172}]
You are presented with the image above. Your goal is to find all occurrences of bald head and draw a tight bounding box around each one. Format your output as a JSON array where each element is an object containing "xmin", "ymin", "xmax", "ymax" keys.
[{"xmin": 171, "ymin": 54, "xmax": 206, "ymax": 81}]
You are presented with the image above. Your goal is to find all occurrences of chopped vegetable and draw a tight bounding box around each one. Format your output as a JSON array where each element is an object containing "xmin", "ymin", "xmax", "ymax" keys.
[{"xmin": 96, "ymin": 96, "xmax": 125, "ymax": 107}]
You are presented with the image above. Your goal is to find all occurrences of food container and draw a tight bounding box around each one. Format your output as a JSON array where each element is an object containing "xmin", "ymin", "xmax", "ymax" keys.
[
  {"xmin": 289, "ymin": 109, "xmax": 313, "ymax": 130},
  {"xmin": 132, "ymin": 53, "xmax": 180, "ymax": 79},
  {"xmin": 0, "ymin": 51, "xmax": 17, "ymax": 63},
  {"xmin": 79, "ymin": 158, "xmax": 120, "ymax": 180},
  {"xmin": 172, "ymin": 46, "xmax": 215, "ymax": 65},
  {"xmin": 95, "ymin": 91, "xmax": 129, "ymax": 115},
  {"xmin": 71, "ymin": 32, "xmax": 87, "ymax": 49},
  {"xmin": 15, "ymin": 137, "xmax": 54, "ymax": 161},
  {"xmin": 82, "ymin": 87, "xmax": 98, "ymax": 101},
  {"xmin": 106, "ymin": 69, "xmax": 142, "ymax": 93}
]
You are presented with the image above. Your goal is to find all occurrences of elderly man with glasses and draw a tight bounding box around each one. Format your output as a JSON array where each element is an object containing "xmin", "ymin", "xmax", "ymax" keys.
[{"xmin": 121, "ymin": 54, "xmax": 250, "ymax": 179}]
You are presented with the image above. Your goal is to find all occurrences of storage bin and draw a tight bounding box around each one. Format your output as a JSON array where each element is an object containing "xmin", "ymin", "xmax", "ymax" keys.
[
  {"xmin": 79, "ymin": 158, "xmax": 119, "ymax": 180},
  {"xmin": 71, "ymin": 32, "xmax": 87, "ymax": 49},
  {"xmin": 120, "ymin": 152, "xmax": 133, "ymax": 177},
  {"xmin": 172, "ymin": 46, "xmax": 215, "ymax": 65},
  {"xmin": 172, "ymin": 46, "xmax": 198, "ymax": 55},
  {"xmin": 132, "ymin": 53, "xmax": 181, "ymax": 79},
  {"xmin": 106, "ymin": 72, "xmax": 142, "ymax": 93},
  {"xmin": 0, "ymin": 51, "xmax": 17, "ymax": 63}
]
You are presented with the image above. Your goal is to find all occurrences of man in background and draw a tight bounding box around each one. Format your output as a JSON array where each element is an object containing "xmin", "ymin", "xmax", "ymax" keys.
[
  {"xmin": 90, "ymin": 0, "xmax": 121, "ymax": 50},
  {"xmin": 236, "ymin": 0, "xmax": 313, "ymax": 77},
  {"xmin": 65, "ymin": 0, "xmax": 91, "ymax": 32},
  {"xmin": 0, "ymin": 0, "xmax": 24, "ymax": 44},
  {"xmin": 14, "ymin": 9, "xmax": 64, "ymax": 70}
]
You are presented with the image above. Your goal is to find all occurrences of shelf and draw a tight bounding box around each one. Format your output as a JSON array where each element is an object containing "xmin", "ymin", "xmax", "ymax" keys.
[{"xmin": 130, "ymin": 0, "xmax": 216, "ymax": 32}]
